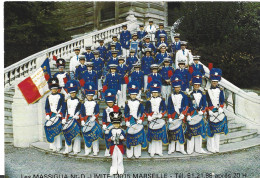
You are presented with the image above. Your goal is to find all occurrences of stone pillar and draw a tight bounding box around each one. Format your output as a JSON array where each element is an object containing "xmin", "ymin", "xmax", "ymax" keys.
[
  {"xmin": 93, "ymin": 2, "xmax": 99, "ymax": 30},
  {"xmin": 164, "ymin": 2, "xmax": 168, "ymax": 26},
  {"xmin": 115, "ymin": 2, "xmax": 119, "ymax": 24},
  {"xmin": 12, "ymin": 78, "xmax": 40, "ymax": 147}
]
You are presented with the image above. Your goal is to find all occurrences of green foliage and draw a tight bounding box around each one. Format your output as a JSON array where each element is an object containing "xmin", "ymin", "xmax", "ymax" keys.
[
  {"xmin": 4, "ymin": 2, "xmax": 71, "ymax": 67},
  {"xmin": 176, "ymin": 2, "xmax": 260, "ymax": 87}
]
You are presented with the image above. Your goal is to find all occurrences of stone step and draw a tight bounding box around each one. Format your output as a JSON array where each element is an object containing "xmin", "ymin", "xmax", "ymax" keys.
[
  {"xmin": 228, "ymin": 122, "xmax": 245, "ymax": 133},
  {"xmin": 4, "ymin": 119, "xmax": 13, "ymax": 126},
  {"xmin": 4, "ymin": 96, "xmax": 13, "ymax": 103},
  {"xmin": 5, "ymin": 133, "xmax": 13, "ymax": 140},
  {"xmin": 5, "ymin": 111, "xmax": 12, "ymax": 117},
  {"xmin": 5, "ymin": 116, "xmax": 12, "ymax": 121},
  {"xmin": 5, "ymin": 127, "xmax": 13, "ymax": 134},
  {"xmin": 4, "ymin": 103, "xmax": 12, "ymax": 110},
  {"xmin": 30, "ymin": 134, "xmax": 260, "ymax": 160},
  {"xmin": 5, "ymin": 137, "xmax": 14, "ymax": 144},
  {"xmin": 4, "ymin": 91, "xmax": 15, "ymax": 98}
]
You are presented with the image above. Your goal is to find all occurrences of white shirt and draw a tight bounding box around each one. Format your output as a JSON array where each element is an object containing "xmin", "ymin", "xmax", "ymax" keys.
[
  {"xmin": 70, "ymin": 55, "xmax": 80, "ymax": 72},
  {"xmin": 145, "ymin": 25, "xmax": 157, "ymax": 34},
  {"xmin": 175, "ymin": 49, "xmax": 193, "ymax": 68}
]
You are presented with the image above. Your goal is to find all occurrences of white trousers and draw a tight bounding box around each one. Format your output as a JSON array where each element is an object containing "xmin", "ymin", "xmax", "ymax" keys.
[
  {"xmin": 50, "ymin": 134, "xmax": 62, "ymax": 151},
  {"xmin": 110, "ymin": 146, "xmax": 124, "ymax": 175},
  {"xmin": 168, "ymin": 141, "xmax": 185, "ymax": 153},
  {"xmin": 122, "ymin": 48, "xmax": 129, "ymax": 58},
  {"xmin": 85, "ymin": 140, "xmax": 99, "ymax": 155},
  {"xmin": 118, "ymin": 84, "xmax": 127, "ymax": 108},
  {"xmin": 126, "ymin": 144, "xmax": 142, "ymax": 158},
  {"xmin": 144, "ymin": 75, "xmax": 148, "ymax": 91},
  {"xmin": 161, "ymin": 85, "xmax": 171, "ymax": 105},
  {"xmin": 64, "ymin": 135, "xmax": 81, "ymax": 154},
  {"xmin": 187, "ymin": 136, "xmax": 205, "ymax": 154},
  {"xmin": 148, "ymin": 140, "xmax": 163, "ymax": 156},
  {"xmin": 207, "ymin": 133, "xmax": 220, "ymax": 153}
]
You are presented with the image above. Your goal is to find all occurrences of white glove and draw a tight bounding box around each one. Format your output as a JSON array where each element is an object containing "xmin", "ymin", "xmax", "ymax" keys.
[
  {"xmin": 218, "ymin": 107, "xmax": 224, "ymax": 114},
  {"xmin": 168, "ymin": 118, "xmax": 173, "ymax": 124},
  {"xmin": 158, "ymin": 113, "xmax": 163, "ymax": 118},
  {"xmin": 185, "ymin": 88, "xmax": 189, "ymax": 93},
  {"xmin": 208, "ymin": 110, "xmax": 214, "ymax": 116},
  {"xmin": 119, "ymin": 135, "xmax": 124, "ymax": 140},
  {"xmin": 117, "ymin": 90, "xmax": 121, "ymax": 95},
  {"xmin": 46, "ymin": 115, "xmax": 50, "ymax": 120},
  {"xmin": 137, "ymin": 119, "xmax": 142, "ymax": 124},
  {"xmin": 126, "ymin": 121, "xmax": 130, "ymax": 127},
  {"xmin": 148, "ymin": 116, "xmax": 153, "ymax": 122},
  {"xmin": 81, "ymin": 121, "xmax": 85, "ymax": 126},
  {"xmin": 198, "ymin": 111, "xmax": 203, "ymax": 116},
  {"xmin": 111, "ymin": 136, "xmax": 115, "ymax": 141},
  {"xmin": 187, "ymin": 115, "xmax": 192, "ymax": 122},
  {"xmin": 73, "ymin": 115, "xmax": 79, "ymax": 120},
  {"xmin": 102, "ymin": 125, "xmax": 107, "ymax": 130},
  {"xmin": 62, "ymin": 119, "xmax": 66, "ymax": 125},
  {"xmin": 90, "ymin": 116, "xmax": 96, "ymax": 122},
  {"xmin": 179, "ymin": 114, "xmax": 184, "ymax": 120},
  {"xmin": 57, "ymin": 113, "xmax": 62, "ymax": 118}
]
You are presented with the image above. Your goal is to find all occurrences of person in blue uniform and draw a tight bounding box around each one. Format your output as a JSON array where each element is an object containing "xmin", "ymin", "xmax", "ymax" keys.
[
  {"xmin": 130, "ymin": 63, "xmax": 144, "ymax": 100},
  {"xmin": 107, "ymin": 50, "xmax": 119, "ymax": 66},
  {"xmin": 91, "ymin": 50, "xmax": 104, "ymax": 100},
  {"xmin": 147, "ymin": 64, "xmax": 162, "ymax": 98},
  {"xmin": 156, "ymin": 34, "xmax": 168, "ymax": 49},
  {"xmin": 96, "ymin": 39, "xmax": 108, "ymax": 62},
  {"xmin": 75, "ymin": 56, "xmax": 87, "ymax": 80},
  {"xmin": 107, "ymin": 43, "xmax": 121, "ymax": 60},
  {"xmin": 141, "ymin": 48, "xmax": 155, "ymax": 91},
  {"xmin": 186, "ymin": 71, "xmax": 207, "ymax": 154},
  {"xmin": 62, "ymin": 80, "xmax": 81, "ymax": 155},
  {"xmin": 190, "ymin": 55, "xmax": 206, "ymax": 88},
  {"xmin": 83, "ymin": 46, "xmax": 94, "ymax": 62},
  {"xmin": 155, "ymin": 22, "xmax": 167, "ymax": 42},
  {"xmin": 171, "ymin": 33, "xmax": 181, "ymax": 56},
  {"xmin": 130, "ymin": 32, "xmax": 139, "ymax": 55},
  {"xmin": 120, "ymin": 24, "xmax": 131, "ymax": 57},
  {"xmin": 117, "ymin": 56, "xmax": 129, "ymax": 108},
  {"xmin": 155, "ymin": 43, "xmax": 171, "ymax": 65},
  {"xmin": 206, "ymin": 68, "xmax": 228, "ymax": 153},
  {"xmin": 126, "ymin": 49, "xmax": 139, "ymax": 72},
  {"xmin": 141, "ymin": 35, "xmax": 156, "ymax": 56},
  {"xmin": 137, "ymin": 24, "xmax": 147, "ymax": 40},
  {"xmin": 174, "ymin": 57, "xmax": 192, "ymax": 93},
  {"xmin": 160, "ymin": 58, "xmax": 174, "ymax": 104},
  {"xmin": 108, "ymin": 34, "xmax": 122, "ymax": 53},
  {"xmin": 45, "ymin": 77, "xmax": 64, "ymax": 152}
]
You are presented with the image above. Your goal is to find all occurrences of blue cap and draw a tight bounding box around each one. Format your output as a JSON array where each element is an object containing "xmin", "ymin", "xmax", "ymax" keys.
[
  {"xmin": 171, "ymin": 74, "xmax": 182, "ymax": 88},
  {"xmin": 127, "ymin": 81, "xmax": 139, "ymax": 94},
  {"xmin": 149, "ymin": 80, "xmax": 161, "ymax": 93},
  {"xmin": 105, "ymin": 89, "xmax": 117, "ymax": 102},
  {"xmin": 192, "ymin": 71, "xmax": 202, "ymax": 85},
  {"xmin": 83, "ymin": 82, "xmax": 96, "ymax": 95},
  {"xmin": 210, "ymin": 68, "xmax": 222, "ymax": 81},
  {"xmin": 65, "ymin": 80, "xmax": 80, "ymax": 93}
]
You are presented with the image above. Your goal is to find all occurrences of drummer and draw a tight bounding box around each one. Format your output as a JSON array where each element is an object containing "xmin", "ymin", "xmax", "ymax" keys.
[
  {"xmin": 45, "ymin": 77, "xmax": 64, "ymax": 152},
  {"xmin": 124, "ymin": 81, "xmax": 147, "ymax": 158},
  {"xmin": 80, "ymin": 82, "xmax": 102, "ymax": 156},
  {"xmin": 145, "ymin": 80, "xmax": 167, "ymax": 157},
  {"xmin": 167, "ymin": 74, "xmax": 188, "ymax": 155},
  {"xmin": 206, "ymin": 68, "xmax": 228, "ymax": 153},
  {"xmin": 186, "ymin": 71, "xmax": 207, "ymax": 154},
  {"xmin": 102, "ymin": 89, "xmax": 121, "ymax": 156},
  {"xmin": 62, "ymin": 80, "xmax": 82, "ymax": 155}
]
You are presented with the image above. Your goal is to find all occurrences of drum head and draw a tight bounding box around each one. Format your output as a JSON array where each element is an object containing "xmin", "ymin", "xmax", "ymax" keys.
[
  {"xmin": 149, "ymin": 119, "xmax": 165, "ymax": 130},
  {"xmin": 45, "ymin": 116, "xmax": 59, "ymax": 127},
  {"xmin": 169, "ymin": 119, "xmax": 182, "ymax": 130},
  {"xmin": 209, "ymin": 112, "xmax": 225, "ymax": 123},
  {"xmin": 189, "ymin": 115, "xmax": 203, "ymax": 125},
  {"xmin": 63, "ymin": 119, "xmax": 74, "ymax": 130},
  {"xmin": 82, "ymin": 121, "xmax": 95, "ymax": 133},
  {"xmin": 128, "ymin": 124, "xmax": 143, "ymax": 134}
]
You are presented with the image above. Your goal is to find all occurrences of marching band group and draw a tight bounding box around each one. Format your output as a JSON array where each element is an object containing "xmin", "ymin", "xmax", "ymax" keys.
[{"xmin": 44, "ymin": 20, "xmax": 228, "ymax": 175}]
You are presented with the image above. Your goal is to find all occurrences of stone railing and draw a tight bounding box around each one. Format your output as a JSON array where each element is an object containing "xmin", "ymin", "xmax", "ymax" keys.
[{"xmin": 4, "ymin": 16, "xmax": 139, "ymax": 90}]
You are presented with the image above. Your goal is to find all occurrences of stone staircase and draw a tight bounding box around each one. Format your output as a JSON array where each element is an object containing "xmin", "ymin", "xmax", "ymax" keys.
[{"xmin": 4, "ymin": 88, "xmax": 15, "ymax": 144}]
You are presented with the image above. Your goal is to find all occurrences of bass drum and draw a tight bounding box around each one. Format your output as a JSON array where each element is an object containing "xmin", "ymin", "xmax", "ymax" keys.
[
  {"xmin": 127, "ymin": 124, "xmax": 143, "ymax": 134},
  {"xmin": 148, "ymin": 119, "xmax": 165, "ymax": 130},
  {"xmin": 209, "ymin": 112, "xmax": 225, "ymax": 123}
]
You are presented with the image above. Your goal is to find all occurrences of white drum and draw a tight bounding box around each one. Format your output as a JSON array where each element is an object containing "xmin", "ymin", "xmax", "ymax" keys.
[
  {"xmin": 62, "ymin": 119, "xmax": 74, "ymax": 130},
  {"xmin": 82, "ymin": 121, "xmax": 95, "ymax": 133},
  {"xmin": 188, "ymin": 115, "xmax": 203, "ymax": 125},
  {"xmin": 149, "ymin": 119, "xmax": 165, "ymax": 130},
  {"xmin": 45, "ymin": 116, "xmax": 60, "ymax": 127},
  {"xmin": 209, "ymin": 112, "xmax": 225, "ymax": 123},
  {"xmin": 128, "ymin": 124, "xmax": 144, "ymax": 134},
  {"xmin": 168, "ymin": 119, "xmax": 182, "ymax": 131}
]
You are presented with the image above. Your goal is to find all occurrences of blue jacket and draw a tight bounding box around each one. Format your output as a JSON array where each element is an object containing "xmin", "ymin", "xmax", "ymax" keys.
[
  {"xmin": 117, "ymin": 64, "xmax": 129, "ymax": 84},
  {"xmin": 61, "ymin": 97, "xmax": 81, "ymax": 118},
  {"xmin": 174, "ymin": 69, "xmax": 191, "ymax": 91},
  {"xmin": 108, "ymin": 41, "xmax": 122, "ymax": 52},
  {"xmin": 160, "ymin": 66, "xmax": 174, "ymax": 85},
  {"xmin": 124, "ymin": 100, "xmax": 145, "ymax": 121},
  {"xmin": 75, "ymin": 64, "xmax": 87, "ymax": 80},
  {"xmin": 106, "ymin": 51, "xmax": 122, "ymax": 62},
  {"xmin": 91, "ymin": 58, "xmax": 104, "ymax": 79},
  {"xmin": 45, "ymin": 93, "xmax": 65, "ymax": 116},
  {"xmin": 145, "ymin": 97, "xmax": 166, "ymax": 116},
  {"xmin": 141, "ymin": 56, "xmax": 155, "ymax": 75},
  {"xmin": 206, "ymin": 86, "xmax": 225, "ymax": 110},
  {"xmin": 107, "ymin": 57, "xmax": 119, "ymax": 66},
  {"xmin": 167, "ymin": 91, "xmax": 189, "ymax": 118},
  {"xmin": 80, "ymin": 100, "xmax": 99, "ymax": 119},
  {"xmin": 141, "ymin": 42, "xmax": 156, "ymax": 54},
  {"xmin": 171, "ymin": 42, "xmax": 181, "ymax": 54},
  {"xmin": 81, "ymin": 70, "xmax": 98, "ymax": 89},
  {"xmin": 155, "ymin": 29, "xmax": 167, "ymax": 42},
  {"xmin": 137, "ymin": 31, "xmax": 147, "ymax": 40},
  {"xmin": 190, "ymin": 64, "xmax": 205, "ymax": 76},
  {"xmin": 120, "ymin": 30, "xmax": 131, "ymax": 49},
  {"xmin": 130, "ymin": 71, "xmax": 144, "ymax": 89},
  {"xmin": 126, "ymin": 56, "xmax": 138, "ymax": 71},
  {"xmin": 155, "ymin": 52, "xmax": 171, "ymax": 64},
  {"xmin": 156, "ymin": 41, "xmax": 168, "ymax": 49},
  {"xmin": 96, "ymin": 46, "xmax": 108, "ymax": 61},
  {"xmin": 104, "ymin": 73, "xmax": 122, "ymax": 91},
  {"xmin": 83, "ymin": 52, "xmax": 94, "ymax": 62},
  {"xmin": 147, "ymin": 73, "xmax": 162, "ymax": 87}
]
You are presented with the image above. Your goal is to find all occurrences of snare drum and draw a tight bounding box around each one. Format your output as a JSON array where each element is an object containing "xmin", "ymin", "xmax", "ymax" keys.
[
  {"xmin": 45, "ymin": 116, "xmax": 60, "ymax": 127},
  {"xmin": 44, "ymin": 114, "xmax": 62, "ymax": 143},
  {"xmin": 62, "ymin": 119, "xmax": 81, "ymax": 146},
  {"xmin": 188, "ymin": 115, "xmax": 203, "ymax": 125},
  {"xmin": 127, "ymin": 124, "xmax": 143, "ymax": 134},
  {"xmin": 82, "ymin": 121, "xmax": 95, "ymax": 133},
  {"xmin": 148, "ymin": 119, "xmax": 165, "ymax": 130},
  {"xmin": 209, "ymin": 112, "xmax": 225, "ymax": 123}
]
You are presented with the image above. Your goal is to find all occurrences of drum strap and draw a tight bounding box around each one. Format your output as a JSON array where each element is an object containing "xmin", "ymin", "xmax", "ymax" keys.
[{"xmin": 208, "ymin": 89, "xmax": 219, "ymax": 108}]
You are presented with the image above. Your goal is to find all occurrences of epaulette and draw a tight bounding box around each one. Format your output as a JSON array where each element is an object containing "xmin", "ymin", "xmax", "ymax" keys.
[{"xmin": 202, "ymin": 90, "xmax": 206, "ymax": 95}]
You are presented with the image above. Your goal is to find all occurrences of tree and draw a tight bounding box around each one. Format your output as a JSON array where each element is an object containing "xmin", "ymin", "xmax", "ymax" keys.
[
  {"xmin": 4, "ymin": 2, "xmax": 71, "ymax": 67},
  {"xmin": 176, "ymin": 2, "xmax": 260, "ymax": 87}
]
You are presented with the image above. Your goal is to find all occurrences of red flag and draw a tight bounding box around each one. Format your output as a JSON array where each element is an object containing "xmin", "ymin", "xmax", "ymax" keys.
[
  {"xmin": 208, "ymin": 63, "xmax": 213, "ymax": 71},
  {"xmin": 148, "ymin": 76, "xmax": 152, "ymax": 83},
  {"xmin": 102, "ymin": 85, "xmax": 108, "ymax": 93},
  {"xmin": 168, "ymin": 70, "xmax": 173, "ymax": 77},
  {"xmin": 124, "ymin": 76, "xmax": 129, "ymax": 84},
  {"xmin": 53, "ymin": 55, "xmax": 57, "ymax": 61},
  {"xmin": 188, "ymin": 66, "xmax": 193, "ymax": 74}
]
